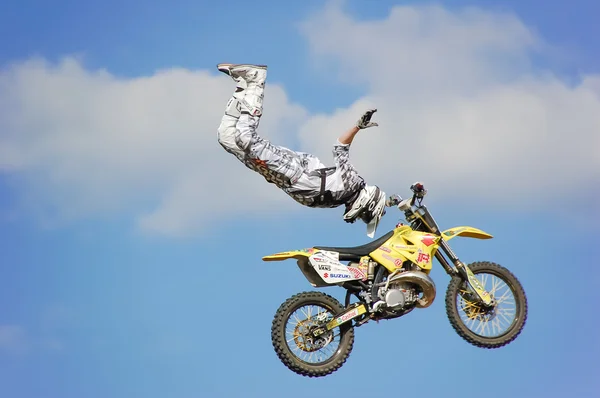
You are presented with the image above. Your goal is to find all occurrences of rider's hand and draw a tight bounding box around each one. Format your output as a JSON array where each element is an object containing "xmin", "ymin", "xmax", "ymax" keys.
[
  {"xmin": 356, "ymin": 109, "xmax": 378, "ymax": 129},
  {"xmin": 385, "ymin": 194, "xmax": 402, "ymax": 207}
]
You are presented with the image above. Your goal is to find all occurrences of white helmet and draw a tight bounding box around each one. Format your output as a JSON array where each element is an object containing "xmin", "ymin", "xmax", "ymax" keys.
[{"xmin": 343, "ymin": 185, "xmax": 387, "ymax": 238}]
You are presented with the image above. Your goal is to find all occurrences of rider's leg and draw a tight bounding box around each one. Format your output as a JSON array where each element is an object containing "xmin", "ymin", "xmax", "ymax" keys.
[
  {"xmin": 216, "ymin": 64, "xmax": 304, "ymax": 185},
  {"xmin": 216, "ymin": 95, "xmax": 245, "ymax": 160},
  {"xmin": 216, "ymin": 64, "xmax": 267, "ymax": 158}
]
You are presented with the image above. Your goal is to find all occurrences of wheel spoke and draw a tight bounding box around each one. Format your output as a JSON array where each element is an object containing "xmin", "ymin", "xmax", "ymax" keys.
[
  {"xmin": 283, "ymin": 302, "xmax": 345, "ymax": 365},
  {"xmin": 455, "ymin": 271, "xmax": 518, "ymax": 338}
]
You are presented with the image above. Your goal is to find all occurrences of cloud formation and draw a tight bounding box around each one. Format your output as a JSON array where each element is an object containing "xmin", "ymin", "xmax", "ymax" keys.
[
  {"xmin": 298, "ymin": 2, "xmax": 600, "ymax": 207},
  {"xmin": 0, "ymin": 57, "xmax": 306, "ymax": 235},
  {"xmin": 0, "ymin": 2, "xmax": 598, "ymax": 235}
]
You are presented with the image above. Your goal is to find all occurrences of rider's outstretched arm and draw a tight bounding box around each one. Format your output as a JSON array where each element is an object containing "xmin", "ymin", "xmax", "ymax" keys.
[
  {"xmin": 338, "ymin": 126, "xmax": 360, "ymax": 145},
  {"xmin": 337, "ymin": 109, "xmax": 379, "ymax": 145}
]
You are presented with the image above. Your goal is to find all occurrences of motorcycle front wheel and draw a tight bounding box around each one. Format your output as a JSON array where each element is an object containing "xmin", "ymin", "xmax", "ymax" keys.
[
  {"xmin": 271, "ymin": 291, "xmax": 355, "ymax": 377},
  {"xmin": 445, "ymin": 261, "xmax": 528, "ymax": 348}
]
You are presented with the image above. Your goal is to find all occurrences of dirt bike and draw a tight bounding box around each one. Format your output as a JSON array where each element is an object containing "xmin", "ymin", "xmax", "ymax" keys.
[{"xmin": 263, "ymin": 182, "xmax": 528, "ymax": 377}]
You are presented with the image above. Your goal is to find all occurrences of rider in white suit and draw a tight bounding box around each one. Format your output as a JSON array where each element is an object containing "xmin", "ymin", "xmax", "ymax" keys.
[{"xmin": 216, "ymin": 63, "xmax": 387, "ymax": 237}]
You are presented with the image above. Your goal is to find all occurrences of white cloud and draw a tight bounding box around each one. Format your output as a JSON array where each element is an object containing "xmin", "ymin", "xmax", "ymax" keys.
[
  {"xmin": 0, "ymin": 57, "xmax": 306, "ymax": 236},
  {"xmin": 298, "ymin": 1, "xmax": 600, "ymax": 208},
  {"xmin": 1, "ymin": 2, "xmax": 599, "ymax": 236}
]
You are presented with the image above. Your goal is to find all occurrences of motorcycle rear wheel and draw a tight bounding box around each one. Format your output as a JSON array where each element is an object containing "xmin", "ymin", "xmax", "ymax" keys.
[
  {"xmin": 271, "ymin": 291, "xmax": 355, "ymax": 377},
  {"xmin": 445, "ymin": 261, "xmax": 528, "ymax": 348}
]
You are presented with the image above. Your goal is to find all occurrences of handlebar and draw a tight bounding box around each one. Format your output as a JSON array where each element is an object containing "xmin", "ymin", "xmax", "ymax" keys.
[
  {"xmin": 410, "ymin": 182, "xmax": 426, "ymax": 197},
  {"xmin": 386, "ymin": 182, "xmax": 427, "ymax": 208},
  {"xmin": 410, "ymin": 181, "xmax": 426, "ymax": 205}
]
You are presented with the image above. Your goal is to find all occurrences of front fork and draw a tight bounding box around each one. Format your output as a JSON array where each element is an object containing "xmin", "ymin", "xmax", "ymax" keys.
[
  {"xmin": 438, "ymin": 240, "xmax": 495, "ymax": 307},
  {"xmin": 457, "ymin": 262, "xmax": 495, "ymax": 307}
]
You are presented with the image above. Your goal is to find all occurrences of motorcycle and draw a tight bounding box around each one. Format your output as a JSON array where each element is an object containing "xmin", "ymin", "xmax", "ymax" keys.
[{"xmin": 263, "ymin": 183, "xmax": 528, "ymax": 377}]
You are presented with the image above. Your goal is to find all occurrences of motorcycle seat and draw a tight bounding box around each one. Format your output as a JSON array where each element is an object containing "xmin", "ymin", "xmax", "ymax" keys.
[{"xmin": 315, "ymin": 230, "xmax": 394, "ymax": 260}]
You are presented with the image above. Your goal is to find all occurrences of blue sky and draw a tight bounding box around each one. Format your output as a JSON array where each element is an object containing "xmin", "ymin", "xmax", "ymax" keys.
[{"xmin": 1, "ymin": 1, "xmax": 599, "ymax": 397}]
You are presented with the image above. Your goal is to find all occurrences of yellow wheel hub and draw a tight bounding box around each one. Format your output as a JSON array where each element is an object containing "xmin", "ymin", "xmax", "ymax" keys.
[
  {"xmin": 293, "ymin": 319, "xmax": 321, "ymax": 353},
  {"xmin": 459, "ymin": 288, "xmax": 493, "ymax": 320}
]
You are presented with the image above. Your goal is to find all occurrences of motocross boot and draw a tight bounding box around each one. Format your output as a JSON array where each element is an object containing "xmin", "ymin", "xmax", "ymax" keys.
[
  {"xmin": 217, "ymin": 63, "xmax": 267, "ymax": 117},
  {"xmin": 217, "ymin": 63, "xmax": 267, "ymax": 81}
]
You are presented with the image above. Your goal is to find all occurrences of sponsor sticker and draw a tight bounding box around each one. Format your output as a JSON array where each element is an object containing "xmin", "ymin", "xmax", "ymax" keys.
[
  {"xmin": 330, "ymin": 308, "xmax": 359, "ymax": 327},
  {"xmin": 421, "ymin": 235, "xmax": 436, "ymax": 246},
  {"xmin": 338, "ymin": 308, "xmax": 359, "ymax": 322},
  {"xmin": 382, "ymin": 253, "xmax": 395, "ymax": 261},
  {"xmin": 347, "ymin": 266, "xmax": 366, "ymax": 280},
  {"xmin": 326, "ymin": 305, "xmax": 367, "ymax": 329},
  {"xmin": 417, "ymin": 252, "xmax": 431, "ymax": 263},
  {"xmin": 329, "ymin": 273, "xmax": 351, "ymax": 279}
]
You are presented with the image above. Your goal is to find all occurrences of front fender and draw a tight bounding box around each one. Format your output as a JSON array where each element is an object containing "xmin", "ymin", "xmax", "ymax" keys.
[
  {"xmin": 442, "ymin": 226, "xmax": 493, "ymax": 241},
  {"xmin": 262, "ymin": 248, "xmax": 315, "ymax": 262}
]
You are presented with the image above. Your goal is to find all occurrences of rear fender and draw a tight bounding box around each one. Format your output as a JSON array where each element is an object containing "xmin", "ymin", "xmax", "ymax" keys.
[
  {"xmin": 262, "ymin": 249, "xmax": 315, "ymax": 262},
  {"xmin": 263, "ymin": 249, "xmax": 325, "ymax": 287},
  {"xmin": 262, "ymin": 248, "xmax": 364, "ymax": 287},
  {"xmin": 441, "ymin": 226, "xmax": 493, "ymax": 241}
]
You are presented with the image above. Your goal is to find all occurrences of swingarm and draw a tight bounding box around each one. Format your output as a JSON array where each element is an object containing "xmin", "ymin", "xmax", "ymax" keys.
[{"xmin": 309, "ymin": 303, "xmax": 368, "ymax": 338}]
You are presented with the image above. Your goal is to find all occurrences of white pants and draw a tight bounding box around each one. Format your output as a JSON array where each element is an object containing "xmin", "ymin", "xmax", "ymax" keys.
[
  {"xmin": 217, "ymin": 96, "xmax": 305, "ymax": 188},
  {"xmin": 217, "ymin": 96, "xmax": 365, "ymax": 208}
]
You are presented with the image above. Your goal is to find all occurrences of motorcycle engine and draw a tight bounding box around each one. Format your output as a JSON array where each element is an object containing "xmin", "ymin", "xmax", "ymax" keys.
[{"xmin": 378, "ymin": 282, "xmax": 419, "ymax": 312}]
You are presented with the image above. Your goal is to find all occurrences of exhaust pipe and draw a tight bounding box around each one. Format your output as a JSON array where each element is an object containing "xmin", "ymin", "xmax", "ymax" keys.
[{"xmin": 387, "ymin": 270, "xmax": 436, "ymax": 308}]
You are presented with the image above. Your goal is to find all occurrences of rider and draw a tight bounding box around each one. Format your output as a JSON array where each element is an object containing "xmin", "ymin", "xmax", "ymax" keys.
[{"xmin": 216, "ymin": 63, "xmax": 387, "ymax": 237}]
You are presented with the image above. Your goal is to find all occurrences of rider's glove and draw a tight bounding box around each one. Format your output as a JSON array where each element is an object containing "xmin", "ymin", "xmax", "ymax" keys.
[
  {"xmin": 385, "ymin": 194, "xmax": 402, "ymax": 207},
  {"xmin": 356, "ymin": 109, "xmax": 378, "ymax": 129}
]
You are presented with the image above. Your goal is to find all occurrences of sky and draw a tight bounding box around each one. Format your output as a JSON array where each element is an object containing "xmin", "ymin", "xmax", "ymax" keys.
[{"xmin": 0, "ymin": 0, "xmax": 599, "ymax": 397}]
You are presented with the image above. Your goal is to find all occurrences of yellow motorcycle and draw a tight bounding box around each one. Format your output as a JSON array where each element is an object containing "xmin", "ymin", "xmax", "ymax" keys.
[{"xmin": 264, "ymin": 183, "xmax": 528, "ymax": 377}]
